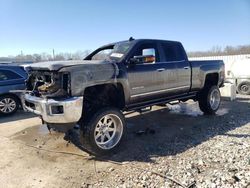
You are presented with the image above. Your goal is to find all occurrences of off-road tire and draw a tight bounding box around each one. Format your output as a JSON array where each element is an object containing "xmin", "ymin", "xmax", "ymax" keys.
[
  {"xmin": 0, "ymin": 94, "xmax": 19, "ymax": 116},
  {"xmin": 198, "ymin": 85, "xmax": 221, "ymax": 115},
  {"xmin": 80, "ymin": 107, "xmax": 126, "ymax": 156},
  {"xmin": 237, "ymin": 81, "xmax": 250, "ymax": 95}
]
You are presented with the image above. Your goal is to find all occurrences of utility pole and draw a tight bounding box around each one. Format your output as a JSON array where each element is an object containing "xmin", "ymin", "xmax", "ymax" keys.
[
  {"xmin": 53, "ymin": 49, "xmax": 55, "ymax": 60},
  {"xmin": 20, "ymin": 50, "xmax": 24, "ymax": 60}
]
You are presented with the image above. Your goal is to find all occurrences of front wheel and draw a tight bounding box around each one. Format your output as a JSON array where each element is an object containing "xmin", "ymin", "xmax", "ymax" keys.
[
  {"xmin": 80, "ymin": 107, "xmax": 126, "ymax": 155},
  {"xmin": 0, "ymin": 95, "xmax": 19, "ymax": 115},
  {"xmin": 198, "ymin": 85, "xmax": 221, "ymax": 115}
]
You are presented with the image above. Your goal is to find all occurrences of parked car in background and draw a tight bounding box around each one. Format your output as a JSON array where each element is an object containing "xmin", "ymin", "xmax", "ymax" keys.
[
  {"xmin": 227, "ymin": 58, "xmax": 250, "ymax": 95},
  {"xmin": 0, "ymin": 63, "xmax": 27, "ymax": 115}
]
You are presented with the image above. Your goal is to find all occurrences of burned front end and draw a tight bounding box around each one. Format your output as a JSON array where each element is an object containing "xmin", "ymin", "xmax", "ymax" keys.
[
  {"xmin": 24, "ymin": 70, "xmax": 83, "ymax": 124},
  {"xmin": 26, "ymin": 71, "xmax": 71, "ymax": 98}
]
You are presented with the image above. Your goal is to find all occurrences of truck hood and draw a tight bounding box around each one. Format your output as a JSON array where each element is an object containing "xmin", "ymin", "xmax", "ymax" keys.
[
  {"xmin": 25, "ymin": 60, "xmax": 109, "ymax": 71},
  {"xmin": 25, "ymin": 59, "xmax": 120, "ymax": 97}
]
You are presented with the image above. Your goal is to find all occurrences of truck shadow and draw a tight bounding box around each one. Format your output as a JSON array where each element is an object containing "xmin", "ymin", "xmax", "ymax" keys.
[
  {"xmin": 68, "ymin": 97, "xmax": 250, "ymax": 162},
  {"xmin": 0, "ymin": 110, "xmax": 36, "ymax": 124}
]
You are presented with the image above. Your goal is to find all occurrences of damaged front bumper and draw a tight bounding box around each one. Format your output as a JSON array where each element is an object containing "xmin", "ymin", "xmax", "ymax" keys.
[{"xmin": 24, "ymin": 94, "xmax": 83, "ymax": 124}]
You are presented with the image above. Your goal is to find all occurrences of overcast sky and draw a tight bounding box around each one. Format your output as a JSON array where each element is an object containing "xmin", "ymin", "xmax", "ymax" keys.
[{"xmin": 0, "ymin": 0, "xmax": 250, "ymax": 56}]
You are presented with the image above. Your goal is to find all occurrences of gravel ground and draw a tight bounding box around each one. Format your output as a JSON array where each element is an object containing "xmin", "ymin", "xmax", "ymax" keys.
[{"xmin": 0, "ymin": 95, "xmax": 249, "ymax": 188}]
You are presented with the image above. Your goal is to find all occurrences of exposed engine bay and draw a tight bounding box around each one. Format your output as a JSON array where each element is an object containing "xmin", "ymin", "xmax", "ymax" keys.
[{"xmin": 26, "ymin": 71, "xmax": 70, "ymax": 98}]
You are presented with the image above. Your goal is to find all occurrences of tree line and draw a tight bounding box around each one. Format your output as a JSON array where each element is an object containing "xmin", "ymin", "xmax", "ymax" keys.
[
  {"xmin": 187, "ymin": 44, "xmax": 250, "ymax": 57},
  {"xmin": 0, "ymin": 50, "xmax": 91, "ymax": 63},
  {"xmin": 1, "ymin": 44, "xmax": 250, "ymax": 63}
]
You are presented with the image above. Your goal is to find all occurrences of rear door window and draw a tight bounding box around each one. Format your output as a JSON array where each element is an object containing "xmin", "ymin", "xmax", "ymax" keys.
[
  {"xmin": 0, "ymin": 69, "xmax": 22, "ymax": 81},
  {"xmin": 161, "ymin": 42, "xmax": 186, "ymax": 62}
]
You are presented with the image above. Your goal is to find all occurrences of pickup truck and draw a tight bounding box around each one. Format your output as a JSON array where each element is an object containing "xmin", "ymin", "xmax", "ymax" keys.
[{"xmin": 24, "ymin": 38, "xmax": 225, "ymax": 155}]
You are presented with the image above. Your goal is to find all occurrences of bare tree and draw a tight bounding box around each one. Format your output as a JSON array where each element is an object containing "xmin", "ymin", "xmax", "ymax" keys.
[{"xmin": 188, "ymin": 44, "xmax": 250, "ymax": 57}]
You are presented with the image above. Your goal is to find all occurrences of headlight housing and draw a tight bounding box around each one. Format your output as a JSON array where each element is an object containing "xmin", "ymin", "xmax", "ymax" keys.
[{"xmin": 26, "ymin": 71, "xmax": 71, "ymax": 98}]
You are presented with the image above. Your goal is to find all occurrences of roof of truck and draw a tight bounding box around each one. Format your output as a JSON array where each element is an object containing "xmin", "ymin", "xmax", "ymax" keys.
[
  {"xmin": 131, "ymin": 38, "xmax": 181, "ymax": 43},
  {"xmin": 101, "ymin": 38, "xmax": 182, "ymax": 48}
]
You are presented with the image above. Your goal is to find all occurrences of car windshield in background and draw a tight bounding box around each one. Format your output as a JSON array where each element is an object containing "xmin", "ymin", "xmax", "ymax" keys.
[{"xmin": 91, "ymin": 41, "xmax": 134, "ymax": 61}]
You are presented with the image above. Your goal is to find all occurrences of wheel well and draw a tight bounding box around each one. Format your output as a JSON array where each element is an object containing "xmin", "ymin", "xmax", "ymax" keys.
[
  {"xmin": 0, "ymin": 93, "xmax": 20, "ymax": 100},
  {"xmin": 83, "ymin": 83, "xmax": 125, "ymax": 111},
  {"xmin": 204, "ymin": 73, "xmax": 219, "ymax": 88}
]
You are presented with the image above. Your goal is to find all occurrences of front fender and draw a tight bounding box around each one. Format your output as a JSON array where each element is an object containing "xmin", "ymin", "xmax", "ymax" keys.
[{"xmin": 59, "ymin": 63, "xmax": 119, "ymax": 96}]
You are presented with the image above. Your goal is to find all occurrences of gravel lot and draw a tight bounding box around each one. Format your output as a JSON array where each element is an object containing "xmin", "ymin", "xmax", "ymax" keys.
[{"xmin": 0, "ymin": 95, "xmax": 249, "ymax": 188}]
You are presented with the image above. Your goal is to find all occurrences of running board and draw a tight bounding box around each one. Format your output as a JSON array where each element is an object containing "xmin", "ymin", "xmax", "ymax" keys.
[
  {"xmin": 138, "ymin": 106, "xmax": 152, "ymax": 114},
  {"xmin": 126, "ymin": 93, "xmax": 197, "ymax": 111}
]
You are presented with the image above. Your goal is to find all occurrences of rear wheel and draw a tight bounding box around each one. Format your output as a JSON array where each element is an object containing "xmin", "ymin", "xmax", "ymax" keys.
[
  {"xmin": 80, "ymin": 107, "xmax": 126, "ymax": 155},
  {"xmin": 198, "ymin": 85, "xmax": 221, "ymax": 115},
  {"xmin": 0, "ymin": 94, "xmax": 19, "ymax": 115},
  {"xmin": 237, "ymin": 81, "xmax": 250, "ymax": 95}
]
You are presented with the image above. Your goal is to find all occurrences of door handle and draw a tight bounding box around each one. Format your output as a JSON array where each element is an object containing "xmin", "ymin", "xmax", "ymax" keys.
[
  {"xmin": 183, "ymin": 66, "xmax": 190, "ymax": 69},
  {"xmin": 156, "ymin": 68, "xmax": 165, "ymax": 72}
]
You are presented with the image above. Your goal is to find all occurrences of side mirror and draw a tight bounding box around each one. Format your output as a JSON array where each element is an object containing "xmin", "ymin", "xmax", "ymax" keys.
[{"xmin": 130, "ymin": 55, "xmax": 155, "ymax": 64}]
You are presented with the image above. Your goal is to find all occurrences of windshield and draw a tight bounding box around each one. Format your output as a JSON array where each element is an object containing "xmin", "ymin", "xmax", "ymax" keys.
[{"xmin": 87, "ymin": 41, "xmax": 134, "ymax": 61}]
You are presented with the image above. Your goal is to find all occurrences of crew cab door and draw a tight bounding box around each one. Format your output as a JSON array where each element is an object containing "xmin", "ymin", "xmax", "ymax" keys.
[
  {"xmin": 160, "ymin": 42, "xmax": 191, "ymax": 94},
  {"xmin": 126, "ymin": 42, "xmax": 166, "ymax": 103}
]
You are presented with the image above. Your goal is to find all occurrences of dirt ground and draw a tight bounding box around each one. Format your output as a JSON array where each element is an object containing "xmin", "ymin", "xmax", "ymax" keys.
[{"xmin": 0, "ymin": 95, "xmax": 249, "ymax": 188}]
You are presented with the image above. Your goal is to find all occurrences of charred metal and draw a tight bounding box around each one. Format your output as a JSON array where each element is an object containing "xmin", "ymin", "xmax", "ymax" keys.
[{"xmin": 26, "ymin": 71, "xmax": 70, "ymax": 98}]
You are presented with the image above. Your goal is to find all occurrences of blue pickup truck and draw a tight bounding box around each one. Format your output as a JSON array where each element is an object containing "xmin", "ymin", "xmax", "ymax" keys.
[{"xmin": 0, "ymin": 63, "xmax": 28, "ymax": 115}]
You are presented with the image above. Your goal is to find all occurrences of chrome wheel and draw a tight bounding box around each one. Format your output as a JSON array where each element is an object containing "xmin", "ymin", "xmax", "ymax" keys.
[
  {"xmin": 209, "ymin": 89, "xmax": 220, "ymax": 110},
  {"xmin": 94, "ymin": 114, "xmax": 123, "ymax": 150},
  {"xmin": 0, "ymin": 97, "xmax": 17, "ymax": 114}
]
